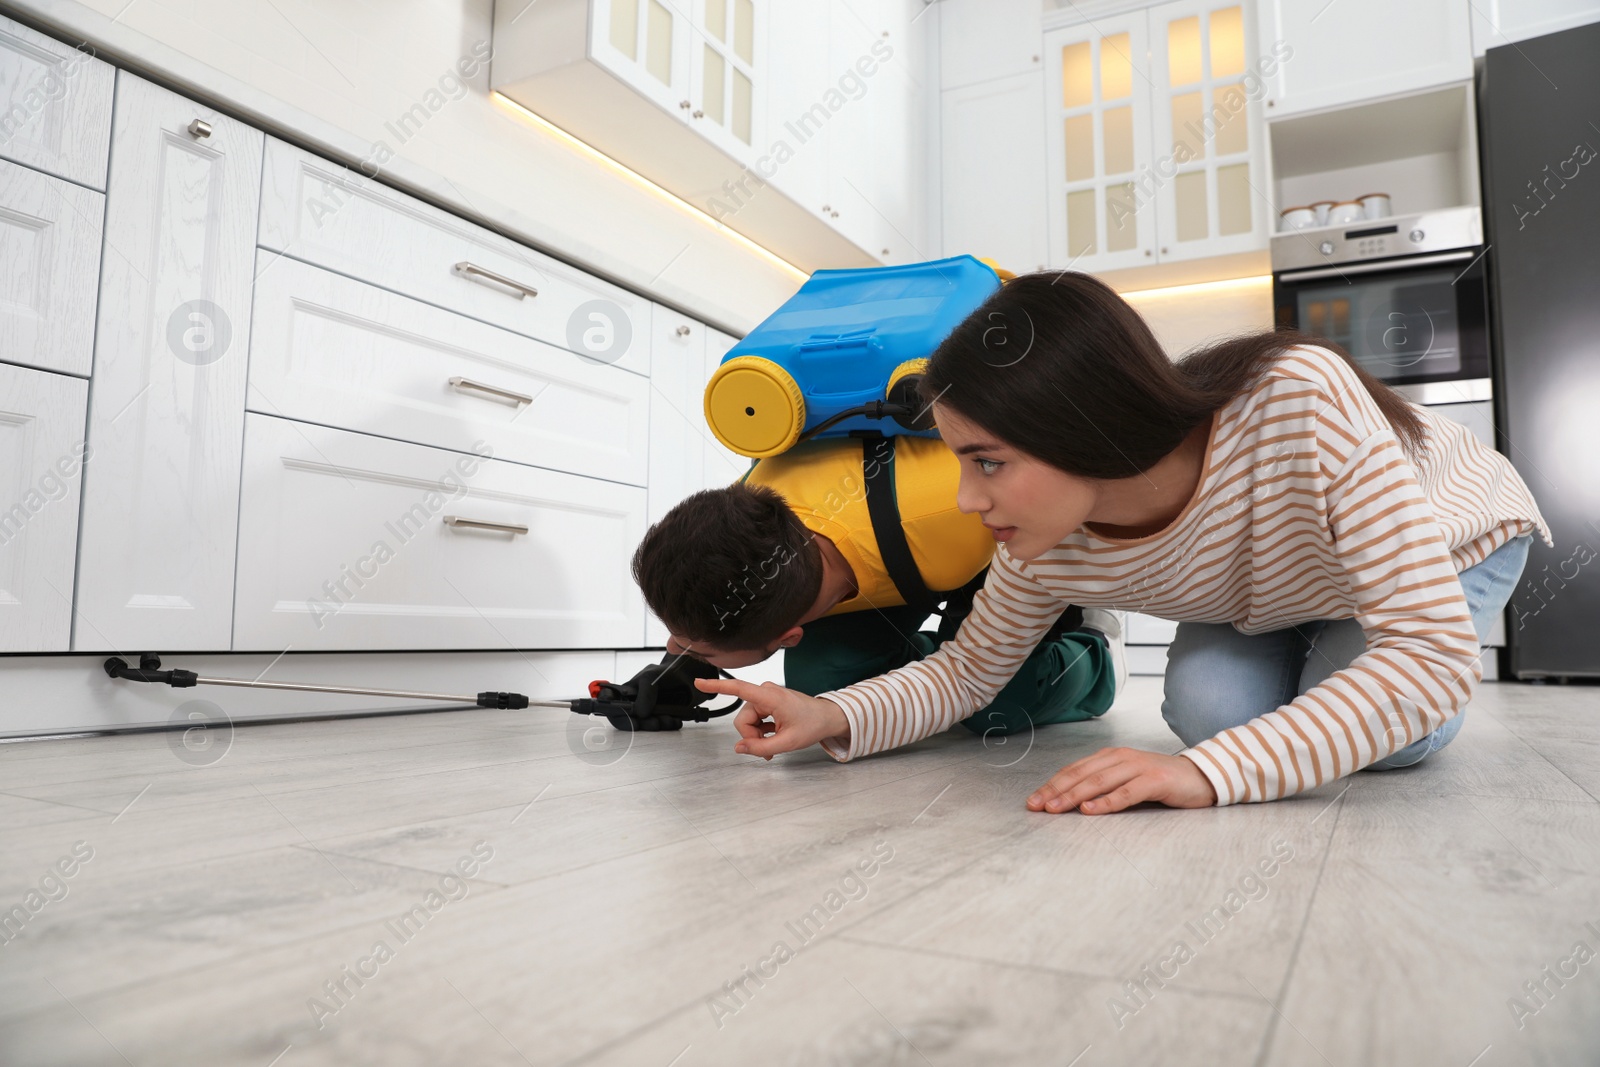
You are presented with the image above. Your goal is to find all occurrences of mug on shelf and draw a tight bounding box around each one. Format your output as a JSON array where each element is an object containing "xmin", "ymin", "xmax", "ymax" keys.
[
  {"xmin": 1328, "ymin": 201, "xmax": 1364, "ymax": 225},
  {"xmin": 1310, "ymin": 200, "xmax": 1336, "ymax": 226},
  {"xmin": 1358, "ymin": 192, "xmax": 1391, "ymax": 219},
  {"xmin": 1278, "ymin": 206, "xmax": 1316, "ymax": 230}
]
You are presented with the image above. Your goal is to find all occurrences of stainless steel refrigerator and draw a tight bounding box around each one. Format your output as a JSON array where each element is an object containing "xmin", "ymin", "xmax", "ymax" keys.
[{"xmin": 1479, "ymin": 19, "xmax": 1600, "ymax": 680}]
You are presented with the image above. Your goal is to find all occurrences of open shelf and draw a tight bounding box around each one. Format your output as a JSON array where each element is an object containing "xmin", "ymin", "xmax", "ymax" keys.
[{"xmin": 1266, "ymin": 81, "xmax": 1481, "ymax": 222}]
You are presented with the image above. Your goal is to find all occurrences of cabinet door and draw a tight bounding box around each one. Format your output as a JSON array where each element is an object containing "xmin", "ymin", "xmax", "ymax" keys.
[
  {"xmin": 74, "ymin": 73, "xmax": 262, "ymax": 652},
  {"xmin": 593, "ymin": 0, "xmax": 694, "ymax": 118},
  {"xmin": 1258, "ymin": 0, "xmax": 1471, "ymax": 117},
  {"xmin": 688, "ymin": 0, "xmax": 762, "ymax": 162},
  {"xmin": 762, "ymin": 0, "xmax": 831, "ymax": 214},
  {"xmin": 0, "ymin": 362, "xmax": 87, "ymax": 650},
  {"xmin": 868, "ymin": 36, "xmax": 928, "ymax": 263},
  {"xmin": 644, "ymin": 304, "xmax": 707, "ymax": 646},
  {"xmin": 1150, "ymin": 0, "xmax": 1267, "ymax": 262},
  {"xmin": 1044, "ymin": 13, "xmax": 1156, "ymax": 271},
  {"xmin": 233, "ymin": 415, "xmax": 647, "ymax": 651},
  {"xmin": 0, "ymin": 13, "xmax": 114, "ymax": 189},
  {"xmin": 941, "ymin": 72, "xmax": 1050, "ymax": 272},
  {"xmin": 703, "ymin": 328, "xmax": 750, "ymax": 490},
  {"xmin": 824, "ymin": 0, "xmax": 885, "ymax": 257},
  {"xmin": 0, "ymin": 159, "xmax": 103, "ymax": 377},
  {"xmin": 938, "ymin": 0, "xmax": 1045, "ymax": 91}
]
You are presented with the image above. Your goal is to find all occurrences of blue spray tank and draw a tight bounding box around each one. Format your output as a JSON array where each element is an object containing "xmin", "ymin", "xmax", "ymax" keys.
[{"xmin": 703, "ymin": 255, "xmax": 1004, "ymax": 458}]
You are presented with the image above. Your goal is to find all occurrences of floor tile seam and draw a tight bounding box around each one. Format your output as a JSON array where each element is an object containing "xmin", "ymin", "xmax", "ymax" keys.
[{"xmin": 1249, "ymin": 785, "xmax": 1349, "ymax": 1067}]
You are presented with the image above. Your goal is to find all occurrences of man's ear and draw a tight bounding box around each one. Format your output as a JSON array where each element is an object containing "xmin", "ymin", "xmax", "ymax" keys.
[{"xmin": 776, "ymin": 626, "xmax": 804, "ymax": 650}]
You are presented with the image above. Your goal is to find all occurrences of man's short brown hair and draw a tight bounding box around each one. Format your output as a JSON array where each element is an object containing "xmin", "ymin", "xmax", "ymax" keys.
[{"xmin": 631, "ymin": 484, "xmax": 823, "ymax": 651}]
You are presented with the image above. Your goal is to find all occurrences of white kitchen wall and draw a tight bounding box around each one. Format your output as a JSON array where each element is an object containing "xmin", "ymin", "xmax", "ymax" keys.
[
  {"xmin": 6, "ymin": 0, "xmax": 803, "ymax": 333},
  {"xmin": 1121, "ymin": 276, "xmax": 1275, "ymax": 358}
]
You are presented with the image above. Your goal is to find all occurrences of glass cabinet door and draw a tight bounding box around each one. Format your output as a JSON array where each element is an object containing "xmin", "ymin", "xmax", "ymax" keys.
[
  {"xmin": 1043, "ymin": 13, "xmax": 1156, "ymax": 272},
  {"xmin": 1149, "ymin": 0, "xmax": 1265, "ymax": 260},
  {"xmin": 689, "ymin": 0, "xmax": 760, "ymax": 158},
  {"xmin": 593, "ymin": 0, "xmax": 694, "ymax": 119}
]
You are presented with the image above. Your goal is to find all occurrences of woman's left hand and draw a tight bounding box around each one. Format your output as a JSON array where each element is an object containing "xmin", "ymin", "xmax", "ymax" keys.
[{"xmin": 1026, "ymin": 748, "xmax": 1217, "ymax": 814}]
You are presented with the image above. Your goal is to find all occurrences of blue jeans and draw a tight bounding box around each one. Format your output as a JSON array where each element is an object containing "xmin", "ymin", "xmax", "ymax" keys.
[{"xmin": 1160, "ymin": 534, "xmax": 1532, "ymax": 771}]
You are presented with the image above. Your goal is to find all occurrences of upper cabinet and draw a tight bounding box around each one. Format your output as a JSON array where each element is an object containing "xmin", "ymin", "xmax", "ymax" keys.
[
  {"xmin": 939, "ymin": 0, "xmax": 1045, "ymax": 90},
  {"xmin": 1256, "ymin": 0, "xmax": 1471, "ymax": 118},
  {"xmin": 494, "ymin": 0, "xmax": 928, "ymax": 271},
  {"xmin": 1470, "ymin": 0, "xmax": 1600, "ymax": 54},
  {"xmin": 591, "ymin": 0, "xmax": 763, "ymax": 157},
  {"xmin": 1043, "ymin": 0, "xmax": 1267, "ymax": 273}
]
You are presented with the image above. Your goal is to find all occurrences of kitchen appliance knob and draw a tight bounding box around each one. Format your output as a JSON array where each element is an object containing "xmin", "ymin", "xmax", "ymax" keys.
[
  {"xmin": 1318, "ymin": 240, "xmax": 1334, "ymax": 255},
  {"xmin": 1409, "ymin": 229, "xmax": 1425, "ymax": 242}
]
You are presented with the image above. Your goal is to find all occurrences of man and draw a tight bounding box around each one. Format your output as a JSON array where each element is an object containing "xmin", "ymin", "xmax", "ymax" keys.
[{"xmin": 631, "ymin": 433, "xmax": 1125, "ymax": 741}]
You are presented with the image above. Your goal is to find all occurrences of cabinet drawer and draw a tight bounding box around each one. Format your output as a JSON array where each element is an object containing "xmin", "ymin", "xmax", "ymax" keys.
[
  {"xmin": 0, "ymin": 361, "xmax": 87, "ymax": 651},
  {"xmin": 258, "ymin": 139, "xmax": 649, "ymax": 376},
  {"xmin": 249, "ymin": 254, "xmax": 649, "ymax": 486},
  {"xmin": 0, "ymin": 159, "xmax": 102, "ymax": 376},
  {"xmin": 0, "ymin": 14, "xmax": 114, "ymax": 189},
  {"xmin": 233, "ymin": 414, "xmax": 647, "ymax": 651}
]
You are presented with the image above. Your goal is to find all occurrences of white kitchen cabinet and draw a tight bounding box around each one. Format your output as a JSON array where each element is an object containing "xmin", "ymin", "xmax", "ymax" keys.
[
  {"xmin": 703, "ymin": 327, "xmax": 750, "ymax": 489},
  {"xmin": 824, "ymin": 0, "xmax": 886, "ymax": 257},
  {"xmin": 822, "ymin": 0, "xmax": 930, "ymax": 262},
  {"xmin": 762, "ymin": 0, "xmax": 833, "ymax": 216},
  {"xmin": 588, "ymin": 0, "xmax": 764, "ymax": 156},
  {"xmin": 643, "ymin": 303, "xmax": 706, "ymax": 646},
  {"xmin": 1149, "ymin": 0, "xmax": 1268, "ymax": 261},
  {"xmin": 866, "ymin": 31, "xmax": 930, "ymax": 263},
  {"xmin": 0, "ymin": 13, "xmax": 114, "ymax": 189},
  {"xmin": 1044, "ymin": 9, "xmax": 1157, "ymax": 271},
  {"xmin": 1258, "ymin": 0, "xmax": 1472, "ymax": 117},
  {"xmin": 941, "ymin": 71, "xmax": 1050, "ymax": 272},
  {"xmin": 688, "ymin": 0, "xmax": 763, "ymax": 158},
  {"xmin": 233, "ymin": 414, "xmax": 647, "ymax": 651},
  {"xmin": 73, "ymin": 73, "xmax": 262, "ymax": 653},
  {"xmin": 938, "ymin": 0, "xmax": 1045, "ymax": 90},
  {"xmin": 1044, "ymin": 0, "xmax": 1267, "ymax": 272},
  {"xmin": 0, "ymin": 362, "xmax": 87, "ymax": 651},
  {"xmin": 0, "ymin": 158, "xmax": 102, "ymax": 377},
  {"xmin": 247, "ymin": 254, "xmax": 650, "ymax": 487},
  {"xmin": 1471, "ymin": 1, "xmax": 1600, "ymax": 53},
  {"xmin": 258, "ymin": 140, "xmax": 650, "ymax": 377}
]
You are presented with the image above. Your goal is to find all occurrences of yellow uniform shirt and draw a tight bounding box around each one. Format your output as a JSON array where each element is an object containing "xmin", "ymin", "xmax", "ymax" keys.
[{"xmin": 744, "ymin": 436, "xmax": 994, "ymax": 617}]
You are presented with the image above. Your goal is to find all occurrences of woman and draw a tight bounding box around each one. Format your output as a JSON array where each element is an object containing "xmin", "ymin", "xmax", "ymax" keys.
[{"xmin": 695, "ymin": 272, "xmax": 1549, "ymax": 813}]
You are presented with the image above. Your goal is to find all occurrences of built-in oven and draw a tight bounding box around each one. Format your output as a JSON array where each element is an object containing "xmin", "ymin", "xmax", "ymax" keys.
[{"xmin": 1271, "ymin": 206, "xmax": 1491, "ymax": 404}]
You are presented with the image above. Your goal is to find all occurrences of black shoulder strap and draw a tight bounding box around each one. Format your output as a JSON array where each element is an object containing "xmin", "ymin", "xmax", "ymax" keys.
[{"xmin": 860, "ymin": 434, "xmax": 936, "ymax": 612}]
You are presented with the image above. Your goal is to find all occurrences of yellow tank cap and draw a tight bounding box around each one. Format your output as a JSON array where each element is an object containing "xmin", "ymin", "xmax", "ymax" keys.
[
  {"xmin": 887, "ymin": 357, "xmax": 929, "ymax": 394},
  {"xmin": 704, "ymin": 356, "xmax": 806, "ymax": 458}
]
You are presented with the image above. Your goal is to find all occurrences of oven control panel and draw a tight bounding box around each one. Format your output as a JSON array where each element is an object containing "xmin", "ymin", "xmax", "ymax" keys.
[{"xmin": 1270, "ymin": 206, "xmax": 1482, "ymax": 272}]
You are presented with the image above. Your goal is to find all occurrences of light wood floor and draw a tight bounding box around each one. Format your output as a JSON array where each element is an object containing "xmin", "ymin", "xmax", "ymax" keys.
[{"xmin": 1, "ymin": 676, "xmax": 1597, "ymax": 1066}]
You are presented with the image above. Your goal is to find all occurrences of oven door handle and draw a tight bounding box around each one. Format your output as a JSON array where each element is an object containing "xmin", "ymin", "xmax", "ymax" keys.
[{"xmin": 1277, "ymin": 249, "xmax": 1478, "ymax": 283}]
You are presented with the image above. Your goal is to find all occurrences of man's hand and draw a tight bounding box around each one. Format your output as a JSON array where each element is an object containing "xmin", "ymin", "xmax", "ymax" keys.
[
  {"xmin": 693, "ymin": 677, "xmax": 849, "ymax": 759},
  {"xmin": 1026, "ymin": 747, "xmax": 1217, "ymax": 814}
]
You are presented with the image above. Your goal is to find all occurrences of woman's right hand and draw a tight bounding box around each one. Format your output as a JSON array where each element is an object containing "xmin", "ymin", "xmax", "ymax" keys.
[{"xmin": 693, "ymin": 677, "xmax": 851, "ymax": 759}]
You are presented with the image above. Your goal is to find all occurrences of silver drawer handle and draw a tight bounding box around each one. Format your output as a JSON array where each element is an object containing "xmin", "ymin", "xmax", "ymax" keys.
[
  {"xmin": 453, "ymin": 261, "xmax": 539, "ymax": 300},
  {"xmin": 187, "ymin": 118, "xmax": 212, "ymax": 139},
  {"xmin": 449, "ymin": 376, "xmax": 533, "ymax": 406},
  {"xmin": 443, "ymin": 515, "xmax": 529, "ymax": 535}
]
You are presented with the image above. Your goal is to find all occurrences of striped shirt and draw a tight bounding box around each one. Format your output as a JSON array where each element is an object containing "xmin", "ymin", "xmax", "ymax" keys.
[{"xmin": 818, "ymin": 346, "xmax": 1552, "ymax": 804}]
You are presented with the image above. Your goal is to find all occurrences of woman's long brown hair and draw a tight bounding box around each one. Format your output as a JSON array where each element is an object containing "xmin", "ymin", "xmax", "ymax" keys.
[{"xmin": 921, "ymin": 271, "xmax": 1426, "ymax": 479}]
